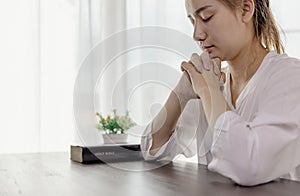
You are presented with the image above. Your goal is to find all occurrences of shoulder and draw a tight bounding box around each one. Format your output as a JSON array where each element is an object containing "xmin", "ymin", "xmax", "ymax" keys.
[
  {"xmin": 267, "ymin": 52, "xmax": 300, "ymax": 73},
  {"xmin": 257, "ymin": 52, "xmax": 300, "ymax": 86},
  {"xmin": 260, "ymin": 52, "xmax": 300, "ymax": 97}
]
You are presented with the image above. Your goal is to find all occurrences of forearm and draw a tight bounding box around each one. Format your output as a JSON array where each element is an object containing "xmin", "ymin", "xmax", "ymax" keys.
[
  {"xmin": 199, "ymin": 89, "xmax": 231, "ymax": 132},
  {"xmin": 149, "ymin": 91, "xmax": 188, "ymax": 155}
]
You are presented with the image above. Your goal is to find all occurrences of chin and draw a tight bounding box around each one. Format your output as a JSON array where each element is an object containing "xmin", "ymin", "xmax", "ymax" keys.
[
  {"xmin": 209, "ymin": 51, "xmax": 224, "ymax": 61},
  {"xmin": 208, "ymin": 52, "xmax": 219, "ymax": 59}
]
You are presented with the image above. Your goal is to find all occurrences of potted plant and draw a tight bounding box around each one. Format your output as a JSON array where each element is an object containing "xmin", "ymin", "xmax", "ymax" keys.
[{"xmin": 96, "ymin": 109, "xmax": 136, "ymax": 144}]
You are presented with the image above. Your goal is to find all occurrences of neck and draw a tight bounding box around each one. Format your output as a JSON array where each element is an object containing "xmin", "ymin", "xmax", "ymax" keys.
[{"xmin": 227, "ymin": 43, "xmax": 268, "ymax": 87}]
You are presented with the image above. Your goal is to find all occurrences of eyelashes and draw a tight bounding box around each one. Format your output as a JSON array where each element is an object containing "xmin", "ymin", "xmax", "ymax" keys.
[
  {"xmin": 189, "ymin": 15, "xmax": 213, "ymax": 25},
  {"xmin": 202, "ymin": 15, "xmax": 213, "ymax": 22}
]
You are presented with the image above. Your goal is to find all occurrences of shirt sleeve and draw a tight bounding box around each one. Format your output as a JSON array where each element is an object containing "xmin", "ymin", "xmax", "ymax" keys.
[
  {"xmin": 208, "ymin": 66, "xmax": 300, "ymax": 186},
  {"xmin": 140, "ymin": 100, "xmax": 199, "ymax": 161}
]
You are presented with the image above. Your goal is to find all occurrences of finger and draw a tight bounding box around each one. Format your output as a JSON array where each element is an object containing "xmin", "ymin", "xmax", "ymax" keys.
[
  {"xmin": 212, "ymin": 58, "xmax": 221, "ymax": 77},
  {"xmin": 186, "ymin": 60, "xmax": 200, "ymax": 75},
  {"xmin": 201, "ymin": 52, "xmax": 213, "ymax": 71},
  {"xmin": 213, "ymin": 64, "xmax": 220, "ymax": 76},
  {"xmin": 181, "ymin": 61, "xmax": 195, "ymax": 73},
  {"xmin": 180, "ymin": 61, "xmax": 188, "ymax": 72},
  {"xmin": 219, "ymin": 72, "xmax": 226, "ymax": 91},
  {"xmin": 181, "ymin": 61, "xmax": 201, "ymax": 80},
  {"xmin": 220, "ymin": 71, "xmax": 226, "ymax": 83},
  {"xmin": 213, "ymin": 58, "xmax": 221, "ymax": 71},
  {"xmin": 182, "ymin": 70, "xmax": 192, "ymax": 83},
  {"xmin": 190, "ymin": 53, "xmax": 203, "ymax": 74}
]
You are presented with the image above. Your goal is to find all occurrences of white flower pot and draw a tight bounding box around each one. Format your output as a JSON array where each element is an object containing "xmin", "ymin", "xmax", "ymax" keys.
[{"xmin": 102, "ymin": 133, "xmax": 128, "ymax": 144}]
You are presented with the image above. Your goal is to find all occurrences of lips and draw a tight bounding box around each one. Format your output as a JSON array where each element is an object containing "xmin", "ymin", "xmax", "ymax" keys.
[
  {"xmin": 203, "ymin": 45, "xmax": 214, "ymax": 52},
  {"xmin": 203, "ymin": 45, "xmax": 213, "ymax": 49}
]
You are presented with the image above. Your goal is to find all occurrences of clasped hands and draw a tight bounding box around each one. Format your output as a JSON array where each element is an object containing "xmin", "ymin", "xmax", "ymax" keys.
[{"xmin": 174, "ymin": 52, "xmax": 226, "ymax": 103}]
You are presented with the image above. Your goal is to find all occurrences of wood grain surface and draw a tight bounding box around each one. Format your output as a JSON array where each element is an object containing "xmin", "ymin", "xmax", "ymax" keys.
[{"xmin": 0, "ymin": 152, "xmax": 299, "ymax": 196}]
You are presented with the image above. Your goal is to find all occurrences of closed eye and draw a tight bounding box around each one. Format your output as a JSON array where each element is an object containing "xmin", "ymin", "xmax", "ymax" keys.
[{"xmin": 202, "ymin": 15, "xmax": 213, "ymax": 22}]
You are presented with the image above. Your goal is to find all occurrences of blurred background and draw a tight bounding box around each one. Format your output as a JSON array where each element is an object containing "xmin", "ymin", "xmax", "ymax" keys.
[{"xmin": 0, "ymin": 0, "xmax": 299, "ymax": 155}]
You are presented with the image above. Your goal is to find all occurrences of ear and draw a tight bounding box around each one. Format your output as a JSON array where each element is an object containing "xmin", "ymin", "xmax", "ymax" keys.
[{"xmin": 241, "ymin": 0, "xmax": 255, "ymax": 23}]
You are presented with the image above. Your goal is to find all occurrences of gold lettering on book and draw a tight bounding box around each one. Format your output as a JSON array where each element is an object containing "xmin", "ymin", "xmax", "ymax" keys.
[
  {"xmin": 105, "ymin": 152, "xmax": 114, "ymax": 155},
  {"xmin": 95, "ymin": 152, "xmax": 115, "ymax": 156}
]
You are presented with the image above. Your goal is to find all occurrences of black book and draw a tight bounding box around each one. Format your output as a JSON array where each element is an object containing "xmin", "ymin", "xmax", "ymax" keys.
[{"xmin": 70, "ymin": 144, "xmax": 144, "ymax": 163}]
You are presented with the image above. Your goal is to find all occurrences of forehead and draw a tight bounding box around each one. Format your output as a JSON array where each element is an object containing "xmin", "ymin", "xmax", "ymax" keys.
[{"xmin": 185, "ymin": 0, "xmax": 220, "ymax": 13}]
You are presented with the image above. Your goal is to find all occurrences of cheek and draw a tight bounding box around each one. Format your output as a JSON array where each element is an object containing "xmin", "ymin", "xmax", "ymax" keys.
[
  {"xmin": 208, "ymin": 24, "xmax": 242, "ymax": 60},
  {"xmin": 211, "ymin": 19, "xmax": 244, "ymax": 49},
  {"xmin": 209, "ymin": 24, "xmax": 233, "ymax": 49}
]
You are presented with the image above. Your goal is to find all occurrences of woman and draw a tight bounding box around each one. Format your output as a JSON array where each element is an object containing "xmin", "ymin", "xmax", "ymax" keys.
[{"xmin": 141, "ymin": 0, "xmax": 300, "ymax": 186}]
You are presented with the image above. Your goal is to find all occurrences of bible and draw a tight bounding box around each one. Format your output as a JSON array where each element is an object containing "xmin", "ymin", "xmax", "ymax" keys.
[{"xmin": 70, "ymin": 144, "xmax": 143, "ymax": 163}]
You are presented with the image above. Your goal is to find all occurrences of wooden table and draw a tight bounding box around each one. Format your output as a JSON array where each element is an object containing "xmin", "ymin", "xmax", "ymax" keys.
[{"xmin": 0, "ymin": 152, "xmax": 300, "ymax": 196}]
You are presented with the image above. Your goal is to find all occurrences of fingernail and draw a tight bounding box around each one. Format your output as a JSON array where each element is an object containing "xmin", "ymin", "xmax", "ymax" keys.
[
  {"xmin": 214, "ymin": 65, "xmax": 220, "ymax": 76},
  {"xmin": 181, "ymin": 65, "xmax": 184, "ymax": 72},
  {"xmin": 197, "ymin": 66, "xmax": 203, "ymax": 74},
  {"xmin": 219, "ymin": 81, "xmax": 224, "ymax": 91},
  {"xmin": 204, "ymin": 64, "xmax": 210, "ymax": 71},
  {"xmin": 219, "ymin": 81, "xmax": 224, "ymax": 87}
]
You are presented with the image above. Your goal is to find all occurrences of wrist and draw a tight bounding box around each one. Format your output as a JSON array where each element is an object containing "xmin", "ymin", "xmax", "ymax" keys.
[
  {"xmin": 199, "ymin": 88, "xmax": 230, "ymax": 127},
  {"xmin": 171, "ymin": 90, "xmax": 190, "ymax": 110},
  {"xmin": 174, "ymin": 72, "xmax": 198, "ymax": 103},
  {"xmin": 173, "ymin": 85, "xmax": 197, "ymax": 103},
  {"xmin": 196, "ymin": 87, "xmax": 210, "ymax": 99},
  {"xmin": 197, "ymin": 84, "xmax": 222, "ymax": 99}
]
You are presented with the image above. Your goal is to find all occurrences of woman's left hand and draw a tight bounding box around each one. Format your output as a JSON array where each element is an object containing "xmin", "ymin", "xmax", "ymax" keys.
[
  {"xmin": 181, "ymin": 52, "xmax": 229, "ymax": 128},
  {"xmin": 181, "ymin": 52, "xmax": 223, "ymax": 97}
]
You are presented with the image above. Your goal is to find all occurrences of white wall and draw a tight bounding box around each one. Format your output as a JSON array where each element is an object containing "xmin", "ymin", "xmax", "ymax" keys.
[
  {"xmin": 0, "ymin": 0, "xmax": 299, "ymax": 154},
  {"xmin": 272, "ymin": 0, "xmax": 300, "ymax": 58}
]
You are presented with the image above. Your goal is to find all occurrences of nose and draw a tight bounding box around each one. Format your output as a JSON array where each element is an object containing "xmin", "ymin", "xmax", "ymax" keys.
[{"xmin": 193, "ymin": 19, "xmax": 206, "ymax": 42}]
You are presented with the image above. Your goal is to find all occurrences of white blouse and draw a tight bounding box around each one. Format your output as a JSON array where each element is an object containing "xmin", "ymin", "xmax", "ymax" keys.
[{"xmin": 140, "ymin": 51, "xmax": 300, "ymax": 186}]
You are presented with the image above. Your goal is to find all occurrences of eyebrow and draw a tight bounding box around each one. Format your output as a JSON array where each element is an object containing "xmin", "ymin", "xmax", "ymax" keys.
[{"xmin": 187, "ymin": 5, "xmax": 213, "ymax": 18}]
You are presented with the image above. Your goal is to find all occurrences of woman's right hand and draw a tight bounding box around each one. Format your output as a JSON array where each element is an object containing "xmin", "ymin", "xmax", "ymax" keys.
[
  {"xmin": 173, "ymin": 70, "xmax": 199, "ymax": 105},
  {"xmin": 149, "ymin": 70, "xmax": 198, "ymax": 156}
]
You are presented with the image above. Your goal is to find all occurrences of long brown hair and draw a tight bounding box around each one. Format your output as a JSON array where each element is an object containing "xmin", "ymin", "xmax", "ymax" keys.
[{"xmin": 221, "ymin": 0, "xmax": 284, "ymax": 54}]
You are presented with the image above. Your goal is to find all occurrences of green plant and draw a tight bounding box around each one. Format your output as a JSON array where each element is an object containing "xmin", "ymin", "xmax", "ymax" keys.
[{"xmin": 96, "ymin": 109, "xmax": 136, "ymax": 134}]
